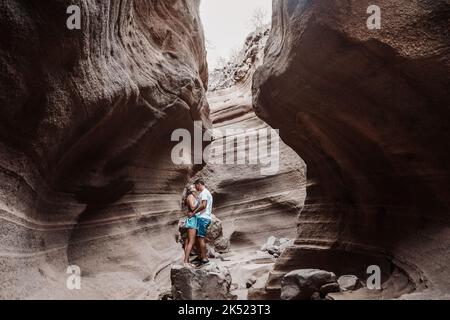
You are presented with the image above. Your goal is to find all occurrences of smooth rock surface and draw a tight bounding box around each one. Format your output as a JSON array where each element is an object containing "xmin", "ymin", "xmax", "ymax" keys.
[
  {"xmin": 338, "ymin": 275, "xmax": 361, "ymax": 292},
  {"xmin": 0, "ymin": 0, "xmax": 209, "ymax": 299}
]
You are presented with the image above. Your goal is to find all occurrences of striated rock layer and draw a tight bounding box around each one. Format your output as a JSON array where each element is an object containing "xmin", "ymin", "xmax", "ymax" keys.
[
  {"xmin": 253, "ymin": 0, "xmax": 450, "ymax": 298},
  {"xmin": 0, "ymin": 0, "xmax": 209, "ymax": 299}
]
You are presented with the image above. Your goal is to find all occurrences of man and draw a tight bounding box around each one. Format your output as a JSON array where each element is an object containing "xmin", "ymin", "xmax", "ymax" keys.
[{"xmin": 190, "ymin": 178, "xmax": 213, "ymax": 266}]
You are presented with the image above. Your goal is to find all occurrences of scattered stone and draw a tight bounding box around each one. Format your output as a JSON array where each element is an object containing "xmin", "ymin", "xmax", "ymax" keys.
[
  {"xmin": 281, "ymin": 269, "xmax": 337, "ymax": 300},
  {"xmin": 248, "ymin": 287, "xmax": 281, "ymax": 300},
  {"xmin": 338, "ymin": 275, "xmax": 361, "ymax": 291},
  {"xmin": 171, "ymin": 263, "xmax": 237, "ymax": 300},
  {"xmin": 267, "ymin": 245, "xmax": 281, "ymax": 256},
  {"xmin": 206, "ymin": 244, "xmax": 219, "ymax": 258},
  {"xmin": 261, "ymin": 236, "xmax": 292, "ymax": 258},
  {"xmin": 158, "ymin": 289, "xmax": 173, "ymax": 300},
  {"xmin": 213, "ymin": 236, "xmax": 230, "ymax": 253},
  {"xmin": 320, "ymin": 282, "xmax": 341, "ymax": 295},
  {"xmin": 246, "ymin": 276, "xmax": 257, "ymax": 289},
  {"xmin": 311, "ymin": 292, "xmax": 322, "ymax": 300},
  {"xmin": 267, "ymin": 236, "xmax": 278, "ymax": 246}
]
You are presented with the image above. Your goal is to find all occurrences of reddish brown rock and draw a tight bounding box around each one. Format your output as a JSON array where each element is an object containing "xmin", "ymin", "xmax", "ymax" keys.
[
  {"xmin": 253, "ymin": 0, "xmax": 450, "ymax": 299},
  {"xmin": 0, "ymin": 0, "xmax": 209, "ymax": 299}
]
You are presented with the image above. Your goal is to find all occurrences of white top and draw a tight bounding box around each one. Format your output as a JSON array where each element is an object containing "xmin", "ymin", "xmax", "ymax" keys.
[{"xmin": 196, "ymin": 188, "xmax": 213, "ymax": 220}]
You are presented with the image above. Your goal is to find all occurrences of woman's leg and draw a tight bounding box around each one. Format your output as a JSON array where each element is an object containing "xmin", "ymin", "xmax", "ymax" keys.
[
  {"xmin": 184, "ymin": 228, "xmax": 197, "ymax": 263},
  {"xmin": 183, "ymin": 237, "xmax": 190, "ymax": 262}
]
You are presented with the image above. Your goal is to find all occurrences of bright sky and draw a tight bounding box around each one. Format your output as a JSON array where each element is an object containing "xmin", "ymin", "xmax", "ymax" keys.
[{"xmin": 200, "ymin": 0, "xmax": 272, "ymax": 69}]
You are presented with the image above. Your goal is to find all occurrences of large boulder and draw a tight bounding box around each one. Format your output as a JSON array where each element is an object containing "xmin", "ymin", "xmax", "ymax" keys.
[
  {"xmin": 261, "ymin": 236, "xmax": 294, "ymax": 258},
  {"xmin": 170, "ymin": 263, "xmax": 237, "ymax": 300},
  {"xmin": 338, "ymin": 275, "xmax": 361, "ymax": 291},
  {"xmin": 205, "ymin": 214, "xmax": 224, "ymax": 243},
  {"xmin": 281, "ymin": 269, "xmax": 337, "ymax": 300},
  {"xmin": 0, "ymin": 0, "xmax": 210, "ymax": 299}
]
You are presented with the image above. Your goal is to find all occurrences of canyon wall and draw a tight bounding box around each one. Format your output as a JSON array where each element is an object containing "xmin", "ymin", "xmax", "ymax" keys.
[
  {"xmin": 1, "ymin": 0, "xmax": 448, "ymax": 300},
  {"xmin": 0, "ymin": 0, "xmax": 209, "ymax": 299},
  {"xmin": 253, "ymin": 0, "xmax": 450, "ymax": 298}
]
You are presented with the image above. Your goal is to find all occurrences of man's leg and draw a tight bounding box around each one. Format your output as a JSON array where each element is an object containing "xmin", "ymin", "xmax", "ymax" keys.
[{"xmin": 197, "ymin": 218, "xmax": 212, "ymax": 262}]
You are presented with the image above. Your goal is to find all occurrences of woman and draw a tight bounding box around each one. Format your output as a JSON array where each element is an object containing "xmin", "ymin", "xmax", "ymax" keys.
[{"xmin": 182, "ymin": 184, "xmax": 199, "ymax": 264}]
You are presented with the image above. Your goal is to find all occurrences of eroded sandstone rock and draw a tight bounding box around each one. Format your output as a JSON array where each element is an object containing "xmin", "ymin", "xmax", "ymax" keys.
[
  {"xmin": 0, "ymin": 0, "xmax": 209, "ymax": 299},
  {"xmin": 171, "ymin": 263, "xmax": 236, "ymax": 300},
  {"xmin": 253, "ymin": 0, "xmax": 450, "ymax": 298}
]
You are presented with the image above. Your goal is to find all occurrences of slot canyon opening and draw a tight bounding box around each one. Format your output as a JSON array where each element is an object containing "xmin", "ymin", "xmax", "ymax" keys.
[{"xmin": 163, "ymin": 0, "xmax": 309, "ymax": 300}]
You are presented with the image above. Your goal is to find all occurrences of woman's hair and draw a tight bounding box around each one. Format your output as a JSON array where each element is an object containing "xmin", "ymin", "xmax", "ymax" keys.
[{"xmin": 181, "ymin": 185, "xmax": 195, "ymax": 209}]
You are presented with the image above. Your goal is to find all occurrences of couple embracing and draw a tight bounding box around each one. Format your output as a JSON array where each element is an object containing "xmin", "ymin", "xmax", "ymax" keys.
[{"xmin": 182, "ymin": 179, "xmax": 213, "ymax": 267}]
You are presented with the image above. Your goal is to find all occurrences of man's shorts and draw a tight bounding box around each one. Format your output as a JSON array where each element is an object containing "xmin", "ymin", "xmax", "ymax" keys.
[{"xmin": 196, "ymin": 217, "xmax": 211, "ymax": 238}]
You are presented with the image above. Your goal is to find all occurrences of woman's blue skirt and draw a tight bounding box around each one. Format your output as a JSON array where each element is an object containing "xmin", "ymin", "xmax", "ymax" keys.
[{"xmin": 185, "ymin": 215, "xmax": 198, "ymax": 229}]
